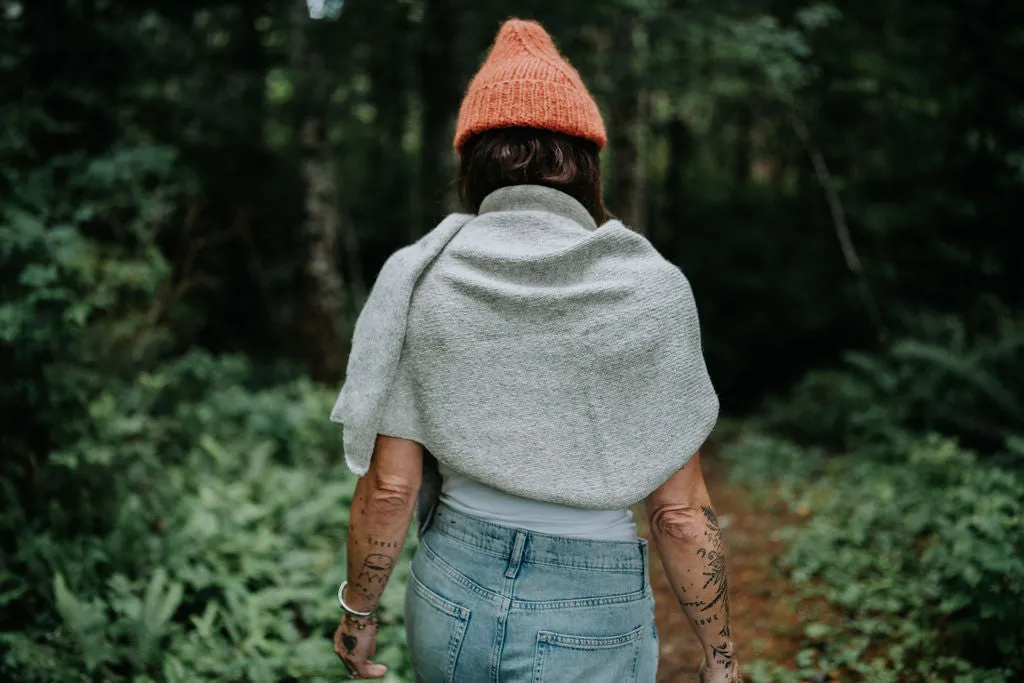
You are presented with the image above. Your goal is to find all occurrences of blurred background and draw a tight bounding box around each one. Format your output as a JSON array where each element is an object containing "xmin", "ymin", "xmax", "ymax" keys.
[{"xmin": 2, "ymin": 0, "xmax": 1022, "ymax": 681}]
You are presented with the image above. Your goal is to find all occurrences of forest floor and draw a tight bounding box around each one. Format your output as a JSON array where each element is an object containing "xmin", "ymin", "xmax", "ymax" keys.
[{"xmin": 636, "ymin": 453, "xmax": 838, "ymax": 682}]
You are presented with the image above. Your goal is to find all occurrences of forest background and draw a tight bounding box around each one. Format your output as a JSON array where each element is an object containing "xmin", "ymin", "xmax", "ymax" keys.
[{"xmin": 2, "ymin": 0, "xmax": 1022, "ymax": 680}]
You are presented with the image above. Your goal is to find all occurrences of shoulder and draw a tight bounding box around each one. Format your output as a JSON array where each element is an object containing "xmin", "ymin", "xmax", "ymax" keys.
[
  {"xmin": 595, "ymin": 220, "xmax": 695, "ymax": 301},
  {"xmin": 375, "ymin": 212, "xmax": 475, "ymax": 283}
]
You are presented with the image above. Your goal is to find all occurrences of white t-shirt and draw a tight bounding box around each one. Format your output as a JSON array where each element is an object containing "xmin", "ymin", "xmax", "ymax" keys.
[{"xmin": 436, "ymin": 462, "xmax": 638, "ymax": 542}]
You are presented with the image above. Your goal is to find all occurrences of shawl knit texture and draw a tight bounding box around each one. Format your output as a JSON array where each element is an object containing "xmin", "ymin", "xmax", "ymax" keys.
[{"xmin": 331, "ymin": 185, "xmax": 718, "ymax": 512}]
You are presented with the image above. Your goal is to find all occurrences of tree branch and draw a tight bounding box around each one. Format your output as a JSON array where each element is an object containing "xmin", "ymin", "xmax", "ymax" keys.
[{"xmin": 787, "ymin": 107, "xmax": 889, "ymax": 343}]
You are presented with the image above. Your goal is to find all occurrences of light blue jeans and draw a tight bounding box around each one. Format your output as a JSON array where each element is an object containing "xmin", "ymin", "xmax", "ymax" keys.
[{"xmin": 404, "ymin": 502, "xmax": 658, "ymax": 682}]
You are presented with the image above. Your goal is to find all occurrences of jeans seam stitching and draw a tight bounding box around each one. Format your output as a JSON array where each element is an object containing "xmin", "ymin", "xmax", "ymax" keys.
[
  {"xmin": 433, "ymin": 529, "xmax": 510, "ymax": 561},
  {"xmin": 421, "ymin": 536, "xmax": 504, "ymax": 604},
  {"xmin": 524, "ymin": 559, "xmax": 646, "ymax": 572},
  {"xmin": 446, "ymin": 616, "xmax": 469, "ymax": 683},
  {"xmin": 436, "ymin": 533, "xmax": 645, "ymax": 572},
  {"xmin": 536, "ymin": 623, "xmax": 645, "ymax": 649},
  {"xmin": 408, "ymin": 565, "xmax": 470, "ymax": 620},
  {"xmin": 512, "ymin": 587, "xmax": 654, "ymax": 611}
]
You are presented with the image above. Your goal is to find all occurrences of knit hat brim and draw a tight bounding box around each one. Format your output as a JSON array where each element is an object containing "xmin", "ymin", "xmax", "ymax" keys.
[{"xmin": 453, "ymin": 19, "xmax": 606, "ymax": 152}]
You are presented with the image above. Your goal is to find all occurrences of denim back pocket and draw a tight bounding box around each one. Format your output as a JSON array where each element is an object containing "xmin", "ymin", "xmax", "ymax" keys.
[
  {"xmin": 533, "ymin": 623, "xmax": 644, "ymax": 683},
  {"xmin": 405, "ymin": 569, "xmax": 470, "ymax": 683}
]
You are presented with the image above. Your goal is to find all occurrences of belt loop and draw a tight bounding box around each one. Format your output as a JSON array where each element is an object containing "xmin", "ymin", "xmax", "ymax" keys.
[
  {"xmin": 417, "ymin": 499, "xmax": 438, "ymax": 539},
  {"xmin": 639, "ymin": 539, "xmax": 650, "ymax": 591},
  {"xmin": 505, "ymin": 531, "xmax": 528, "ymax": 579}
]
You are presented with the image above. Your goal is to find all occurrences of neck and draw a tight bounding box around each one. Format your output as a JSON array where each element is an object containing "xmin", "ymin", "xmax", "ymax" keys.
[{"xmin": 478, "ymin": 185, "xmax": 598, "ymax": 231}]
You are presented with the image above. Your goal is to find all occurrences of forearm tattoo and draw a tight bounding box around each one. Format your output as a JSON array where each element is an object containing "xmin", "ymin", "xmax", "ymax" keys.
[
  {"xmin": 697, "ymin": 506, "xmax": 730, "ymax": 617},
  {"xmin": 346, "ymin": 489, "xmax": 409, "ymax": 611},
  {"xmin": 347, "ymin": 541, "xmax": 401, "ymax": 609},
  {"xmin": 669, "ymin": 505, "xmax": 739, "ymax": 680},
  {"xmin": 350, "ymin": 552, "xmax": 395, "ymax": 599}
]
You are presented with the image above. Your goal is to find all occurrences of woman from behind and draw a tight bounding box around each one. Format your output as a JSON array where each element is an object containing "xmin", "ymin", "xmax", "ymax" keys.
[{"xmin": 329, "ymin": 18, "xmax": 743, "ymax": 683}]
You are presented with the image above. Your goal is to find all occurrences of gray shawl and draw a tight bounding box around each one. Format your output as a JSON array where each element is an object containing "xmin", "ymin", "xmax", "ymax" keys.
[{"xmin": 331, "ymin": 185, "xmax": 718, "ymax": 519}]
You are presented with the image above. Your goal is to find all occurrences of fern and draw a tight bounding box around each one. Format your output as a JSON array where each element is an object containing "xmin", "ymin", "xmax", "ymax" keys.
[
  {"xmin": 892, "ymin": 339, "xmax": 1023, "ymax": 420},
  {"xmin": 53, "ymin": 573, "xmax": 114, "ymax": 674}
]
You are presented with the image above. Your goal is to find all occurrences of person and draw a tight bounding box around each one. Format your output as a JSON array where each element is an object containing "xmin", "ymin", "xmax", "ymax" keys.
[{"xmin": 329, "ymin": 17, "xmax": 742, "ymax": 683}]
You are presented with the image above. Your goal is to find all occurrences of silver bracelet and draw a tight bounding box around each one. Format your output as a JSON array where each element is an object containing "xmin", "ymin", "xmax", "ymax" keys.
[{"xmin": 337, "ymin": 581, "xmax": 376, "ymax": 618}]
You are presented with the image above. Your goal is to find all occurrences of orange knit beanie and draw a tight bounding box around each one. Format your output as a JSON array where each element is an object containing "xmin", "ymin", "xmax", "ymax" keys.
[{"xmin": 453, "ymin": 19, "xmax": 606, "ymax": 153}]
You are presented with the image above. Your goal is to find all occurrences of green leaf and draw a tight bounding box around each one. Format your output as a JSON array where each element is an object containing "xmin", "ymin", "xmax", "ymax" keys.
[{"xmin": 53, "ymin": 573, "xmax": 114, "ymax": 672}]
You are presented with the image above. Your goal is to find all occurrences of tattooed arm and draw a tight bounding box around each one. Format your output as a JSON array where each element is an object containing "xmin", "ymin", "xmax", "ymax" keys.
[
  {"xmin": 645, "ymin": 452, "xmax": 742, "ymax": 683},
  {"xmin": 333, "ymin": 435, "xmax": 423, "ymax": 680}
]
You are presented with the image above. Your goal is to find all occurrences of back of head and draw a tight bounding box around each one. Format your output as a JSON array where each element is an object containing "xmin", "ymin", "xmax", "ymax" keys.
[
  {"xmin": 458, "ymin": 128, "xmax": 609, "ymax": 226},
  {"xmin": 453, "ymin": 19, "xmax": 609, "ymax": 226}
]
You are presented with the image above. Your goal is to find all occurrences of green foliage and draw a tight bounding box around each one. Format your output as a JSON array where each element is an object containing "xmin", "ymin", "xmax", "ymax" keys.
[
  {"xmin": 1, "ymin": 8, "xmax": 385, "ymax": 676},
  {"xmin": 725, "ymin": 432, "xmax": 1024, "ymax": 681},
  {"xmin": 0, "ymin": 353, "xmax": 413, "ymax": 683},
  {"xmin": 762, "ymin": 313, "xmax": 1024, "ymax": 453},
  {"xmin": 1, "ymin": 39, "xmax": 195, "ymax": 454}
]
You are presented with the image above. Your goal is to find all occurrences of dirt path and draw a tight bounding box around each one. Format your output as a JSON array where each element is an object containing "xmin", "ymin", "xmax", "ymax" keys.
[{"xmin": 637, "ymin": 454, "xmax": 832, "ymax": 681}]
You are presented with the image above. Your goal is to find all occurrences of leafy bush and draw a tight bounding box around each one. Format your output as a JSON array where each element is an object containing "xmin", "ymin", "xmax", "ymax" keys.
[
  {"xmin": 724, "ymin": 432, "xmax": 1024, "ymax": 682},
  {"xmin": 0, "ymin": 353, "xmax": 414, "ymax": 683},
  {"xmin": 762, "ymin": 313, "xmax": 1024, "ymax": 455},
  {"xmin": 1, "ymin": 97, "xmax": 399, "ymax": 681},
  {"xmin": 1, "ymin": 138, "xmax": 196, "ymax": 532}
]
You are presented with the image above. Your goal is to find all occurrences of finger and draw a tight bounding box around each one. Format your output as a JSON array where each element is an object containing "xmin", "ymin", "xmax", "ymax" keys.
[{"xmin": 356, "ymin": 661, "xmax": 388, "ymax": 679}]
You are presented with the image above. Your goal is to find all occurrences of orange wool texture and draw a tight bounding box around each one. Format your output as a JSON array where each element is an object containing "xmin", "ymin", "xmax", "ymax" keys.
[{"xmin": 453, "ymin": 19, "xmax": 607, "ymax": 152}]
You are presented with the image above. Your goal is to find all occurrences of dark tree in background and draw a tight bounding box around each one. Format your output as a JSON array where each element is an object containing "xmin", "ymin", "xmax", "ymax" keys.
[
  {"xmin": 605, "ymin": 4, "xmax": 649, "ymax": 234},
  {"xmin": 290, "ymin": 0, "xmax": 346, "ymax": 383}
]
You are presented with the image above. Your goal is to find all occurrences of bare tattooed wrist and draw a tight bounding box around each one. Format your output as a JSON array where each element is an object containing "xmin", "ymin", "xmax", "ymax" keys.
[
  {"xmin": 346, "ymin": 536, "xmax": 399, "ymax": 612},
  {"xmin": 342, "ymin": 612, "xmax": 377, "ymax": 634},
  {"xmin": 345, "ymin": 476, "xmax": 415, "ymax": 631}
]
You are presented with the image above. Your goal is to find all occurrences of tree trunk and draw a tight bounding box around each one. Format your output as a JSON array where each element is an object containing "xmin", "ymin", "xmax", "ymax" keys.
[
  {"xmin": 660, "ymin": 115, "xmax": 693, "ymax": 244},
  {"xmin": 732, "ymin": 102, "xmax": 753, "ymax": 186},
  {"xmin": 366, "ymin": 0, "xmax": 412, "ymax": 251},
  {"xmin": 607, "ymin": 15, "xmax": 648, "ymax": 234},
  {"xmin": 291, "ymin": 0, "xmax": 347, "ymax": 383},
  {"xmin": 416, "ymin": 0, "xmax": 462, "ymax": 236}
]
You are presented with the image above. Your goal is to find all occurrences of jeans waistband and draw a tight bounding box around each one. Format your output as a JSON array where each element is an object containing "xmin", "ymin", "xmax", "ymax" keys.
[{"xmin": 428, "ymin": 501, "xmax": 650, "ymax": 576}]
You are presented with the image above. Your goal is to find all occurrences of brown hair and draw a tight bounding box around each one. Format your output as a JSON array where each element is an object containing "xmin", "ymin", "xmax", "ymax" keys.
[{"xmin": 458, "ymin": 127, "xmax": 610, "ymax": 225}]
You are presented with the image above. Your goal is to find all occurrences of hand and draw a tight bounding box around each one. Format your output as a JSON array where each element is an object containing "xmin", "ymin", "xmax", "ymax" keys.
[
  {"xmin": 333, "ymin": 613, "xmax": 387, "ymax": 679},
  {"xmin": 698, "ymin": 657, "xmax": 744, "ymax": 683}
]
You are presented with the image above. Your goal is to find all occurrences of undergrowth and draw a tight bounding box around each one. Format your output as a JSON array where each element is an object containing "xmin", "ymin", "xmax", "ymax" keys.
[
  {"xmin": 724, "ymin": 432, "xmax": 1024, "ymax": 682},
  {"xmin": 0, "ymin": 352, "xmax": 415, "ymax": 683}
]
